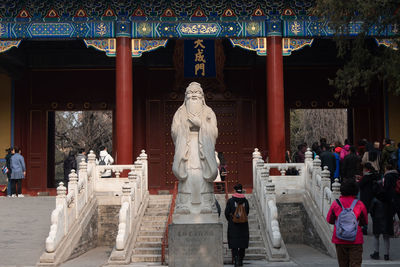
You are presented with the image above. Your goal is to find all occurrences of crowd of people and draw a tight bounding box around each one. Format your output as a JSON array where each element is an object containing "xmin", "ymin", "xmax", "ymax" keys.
[{"xmin": 289, "ymin": 137, "xmax": 400, "ymax": 266}]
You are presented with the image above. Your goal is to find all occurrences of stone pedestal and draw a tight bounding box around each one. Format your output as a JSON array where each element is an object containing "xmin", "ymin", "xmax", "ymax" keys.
[{"xmin": 168, "ymin": 215, "xmax": 223, "ymax": 267}]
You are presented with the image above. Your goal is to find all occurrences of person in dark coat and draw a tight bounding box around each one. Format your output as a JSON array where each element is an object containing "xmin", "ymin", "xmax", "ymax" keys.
[
  {"xmin": 341, "ymin": 146, "xmax": 361, "ymax": 181},
  {"xmin": 370, "ymin": 161, "xmax": 398, "ymax": 261},
  {"xmin": 357, "ymin": 162, "xmax": 379, "ymax": 235},
  {"xmin": 225, "ymin": 184, "xmax": 249, "ymax": 267},
  {"xmin": 357, "ymin": 162, "xmax": 379, "ymax": 212},
  {"xmin": 4, "ymin": 147, "xmax": 14, "ymax": 197},
  {"xmin": 319, "ymin": 144, "xmax": 337, "ymax": 182}
]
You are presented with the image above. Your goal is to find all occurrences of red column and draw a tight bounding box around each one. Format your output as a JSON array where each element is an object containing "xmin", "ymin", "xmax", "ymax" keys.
[
  {"xmin": 116, "ymin": 37, "xmax": 133, "ymax": 164},
  {"xmin": 267, "ymin": 36, "xmax": 285, "ymax": 163}
]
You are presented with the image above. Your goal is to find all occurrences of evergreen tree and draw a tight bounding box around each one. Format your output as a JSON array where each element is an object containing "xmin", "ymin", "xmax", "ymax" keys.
[{"xmin": 312, "ymin": 0, "xmax": 400, "ymax": 103}]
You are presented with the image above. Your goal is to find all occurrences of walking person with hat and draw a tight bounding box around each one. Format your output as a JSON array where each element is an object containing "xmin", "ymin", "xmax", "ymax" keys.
[{"xmin": 224, "ymin": 184, "xmax": 250, "ymax": 267}]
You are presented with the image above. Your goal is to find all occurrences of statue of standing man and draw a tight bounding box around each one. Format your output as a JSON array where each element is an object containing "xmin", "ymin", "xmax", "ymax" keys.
[{"xmin": 171, "ymin": 82, "xmax": 218, "ymax": 214}]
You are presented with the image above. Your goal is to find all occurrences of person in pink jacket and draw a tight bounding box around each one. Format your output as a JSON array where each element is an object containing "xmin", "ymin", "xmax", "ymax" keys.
[{"xmin": 326, "ymin": 178, "xmax": 368, "ymax": 267}]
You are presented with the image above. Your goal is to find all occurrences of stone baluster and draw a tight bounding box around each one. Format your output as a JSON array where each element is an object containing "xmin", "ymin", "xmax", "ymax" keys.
[
  {"xmin": 78, "ymin": 158, "xmax": 88, "ymax": 203},
  {"xmin": 253, "ymin": 148, "xmax": 262, "ymax": 190},
  {"xmin": 140, "ymin": 149, "xmax": 148, "ymax": 192},
  {"xmin": 121, "ymin": 181, "xmax": 132, "ymax": 236},
  {"xmin": 87, "ymin": 150, "xmax": 96, "ymax": 195},
  {"xmin": 320, "ymin": 166, "xmax": 331, "ymax": 213},
  {"xmin": 128, "ymin": 168, "xmax": 137, "ymax": 218},
  {"xmin": 68, "ymin": 170, "xmax": 79, "ymax": 219},
  {"xmin": 134, "ymin": 157, "xmax": 143, "ymax": 204},
  {"xmin": 279, "ymin": 166, "xmax": 287, "ymax": 176},
  {"xmin": 312, "ymin": 155, "xmax": 321, "ymax": 201},
  {"xmin": 56, "ymin": 182, "xmax": 67, "ymax": 233},
  {"xmin": 260, "ymin": 166, "xmax": 269, "ymax": 211},
  {"xmin": 115, "ymin": 168, "xmax": 121, "ymax": 178},
  {"xmin": 264, "ymin": 177, "xmax": 276, "ymax": 229},
  {"xmin": 331, "ymin": 178, "xmax": 341, "ymax": 201}
]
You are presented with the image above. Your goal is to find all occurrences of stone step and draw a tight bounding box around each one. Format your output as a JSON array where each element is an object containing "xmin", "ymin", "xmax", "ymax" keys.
[
  {"xmin": 147, "ymin": 203, "xmax": 171, "ymax": 209},
  {"xmin": 242, "ymin": 254, "xmax": 267, "ymax": 260},
  {"xmin": 136, "ymin": 242, "xmax": 162, "ymax": 248},
  {"xmin": 246, "ymin": 247, "xmax": 267, "ymax": 254},
  {"xmin": 140, "ymin": 225, "xmax": 166, "ymax": 231},
  {"xmin": 248, "ymin": 241, "xmax": 265, "ymax": 247},
  {"xmin": 249, "ymin": 235, "xmax": 263, "ymax": 241},
  {"xmin": 137, "ymin": 236, "xmax": 163, "ymax": 243},
  {"xmin": 144, "ymin": 210, "xmax": 169, "ymax": 216},
  {"xmin": 131, "ymin": 254, "xmax": 162, "ymax": 262},
  {"xmin": 139, "ymin": 231, "xmax": 165, "ymax": 236},
  {"xmin": 140, "ymin": 221, "xmax": 166, "ymax": 227},
  {"xmin": 142, "ymin": 215, "xmax": 168, "ymax": 222},
  {"xmin": 133, "ymin": 247, "xmax": 162, "ymax": 255}
]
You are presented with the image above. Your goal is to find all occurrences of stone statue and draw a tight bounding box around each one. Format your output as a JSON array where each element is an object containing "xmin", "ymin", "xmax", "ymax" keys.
[{"xmin": 171, "ymin": 82, "xmax": 218, "ymax": 214}]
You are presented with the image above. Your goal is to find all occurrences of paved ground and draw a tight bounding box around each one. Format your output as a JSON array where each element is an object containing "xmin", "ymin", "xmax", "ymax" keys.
[
  {"xmin": 0, "ymin": 196, "xmax": 54, "ymax": 267},
  {"xmin": 1, "ymin": 196, "xmax": 400, "ymax": 267}
]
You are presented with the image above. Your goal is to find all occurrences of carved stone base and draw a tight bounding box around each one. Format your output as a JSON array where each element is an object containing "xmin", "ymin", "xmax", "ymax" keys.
[{"xmin": 168, "ymin": 220, "xmax": 223, "ymax": 267}]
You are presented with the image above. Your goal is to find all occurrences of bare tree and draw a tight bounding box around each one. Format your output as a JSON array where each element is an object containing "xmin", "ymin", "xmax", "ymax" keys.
[
  {"xmin": 290, "ymin": 109, "xmax": 347, "ymax": 155},
  {"xmin": 55, "ymin": 111, "xmax": 112, "ymax": 180}
]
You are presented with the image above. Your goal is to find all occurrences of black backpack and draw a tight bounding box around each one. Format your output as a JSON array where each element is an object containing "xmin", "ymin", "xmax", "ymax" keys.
[{"xmin": 99, "ymin": 156, "xmax": 106, "ymax": 165}]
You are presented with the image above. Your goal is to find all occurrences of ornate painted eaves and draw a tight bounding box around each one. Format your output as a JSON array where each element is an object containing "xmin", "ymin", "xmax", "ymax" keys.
[
  {"xmin": 0, "ymin": 40, "xmax": 21, "ymax": 53},
  {"xmin": 84, "ymin": 38, "xmax": 168, "ymax": 57},
  {"xmin": 230, "ymin": 38, "xmax": 314, "ymax": 56}
]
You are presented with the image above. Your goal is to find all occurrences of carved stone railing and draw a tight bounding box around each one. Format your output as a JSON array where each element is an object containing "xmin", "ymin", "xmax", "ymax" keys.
[
  {"xmin": 252, "ymin": 149, "xmax": 283, "ymax": 250},
  {"xmin": 44, "ymin": 150, "xmax": 97, "ymax": 254},
  {"xmin": 41, "ymin": 150, "xmax": 149, "ymax": 266},
  {"xmin": 115, "ymin": 154, "xmax": 149, "ymax": 251},
  {"xmin": 252, "ymin": 148, "xmax": 341, "ymax": 258}
]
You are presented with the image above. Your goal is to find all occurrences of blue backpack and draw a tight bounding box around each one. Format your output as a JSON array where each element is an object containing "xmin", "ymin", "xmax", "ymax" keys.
[{"xmin": 335, "ymin": 199, "xmax": 359, "ymax": 241}]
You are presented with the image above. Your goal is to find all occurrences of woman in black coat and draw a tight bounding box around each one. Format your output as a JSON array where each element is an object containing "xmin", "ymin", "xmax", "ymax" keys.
[
  {"xmin": 224, "ymin": 184, "xmax": 249, "ymax": 267},
  {"xmin": 370, "ymin": 162, "xmax": 398, "ymax": 261},
  {"xmin": 358, "ymin": 162, "xmax": 379, "ymax": 212}
]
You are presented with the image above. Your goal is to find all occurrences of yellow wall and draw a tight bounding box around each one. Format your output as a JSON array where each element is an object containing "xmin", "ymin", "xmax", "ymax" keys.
[
  {"xmin": 0, "ymin": 74, "xmax": 11, "ymax": 157},
  {"xmin": 389, "ymin": 94, "xmax": 400, "ymax": 144}
]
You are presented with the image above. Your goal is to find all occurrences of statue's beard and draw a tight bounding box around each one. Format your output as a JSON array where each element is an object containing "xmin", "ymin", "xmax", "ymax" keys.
[{"xmin": 186, "ymin": 98, "xmax": 203, "ymax": 116}]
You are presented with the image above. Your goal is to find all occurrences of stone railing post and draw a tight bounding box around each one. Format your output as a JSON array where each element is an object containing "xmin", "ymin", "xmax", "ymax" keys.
[
  {"xmin": 134, "ymin": 158, "xmax": 143, "ymax": 205},
  {"xmin": 312, "ymin": 155, "xmax": 321, "ymax": 201},
  {"xmin": 260, "ymin": 166, "xmax": 269, "ymax": 212},
  {"xmin": 255, "ymin": 159, "xmax": 264, "ymax": 197},
  {"xmin": 140, "ymin": 149, "xmax": 148, "ymax": 192},
  {"xmin": 78, "ymin": 158, "xmax": 88, "ymax": 203},
  {"xmin": 304, "ymin": 148, "xmax": 313, "ymax": 189},
  {"xmin": 320, "ymin": 166, "xmax": 331, "ymax": 213},
  {"xmin": 68, "ymin": 170, "xmax": 79, "ymax": 219},
  {"xmin": 253, "ymin": 148, "xmax": 262, "ymax": 191},
  {"xmin": 121, "ymin": 181, "xmax": 132, "ymax": 232},
  {"xmin": 87, "ymin": 150, "xmax": 96, "ymax": 196},
  {"xmin": 331, "ymin": 178, "xmax": 341, "ymax": 201},
  {"xmin": 128, "ymin": 169, "xmax": 137, "ymax": 218},
  {"xmin": 56, "ymin": 182, "xmax": 67, "ymax": 233}
]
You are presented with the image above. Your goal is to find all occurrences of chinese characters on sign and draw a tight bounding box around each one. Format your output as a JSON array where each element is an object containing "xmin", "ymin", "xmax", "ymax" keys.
[
  {"xmin": 194, "ymin": 39, "xmax": 206, "ymax": 76},
  {"xmin": 184, "ymin": 39, "xmax": 216, "ymax": 78}
]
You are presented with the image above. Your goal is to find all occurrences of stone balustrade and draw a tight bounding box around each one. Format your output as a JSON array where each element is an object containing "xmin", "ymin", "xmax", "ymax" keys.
[
  {"xmin": 252, "ymin": 147, "xmax": 341, "ymax": 251},
  {"xmin": 44, "ymin": 149, "xmax": 149, "ymax": 257},
  {"xmin": 115, "ymin": 154, "xmax": 149, "ymax": 251}
]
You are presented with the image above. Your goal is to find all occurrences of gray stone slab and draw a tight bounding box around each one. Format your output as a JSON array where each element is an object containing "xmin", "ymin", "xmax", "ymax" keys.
[{"xmin": 168, "ymin": 222, "xmax": 223, "ymax": 267}]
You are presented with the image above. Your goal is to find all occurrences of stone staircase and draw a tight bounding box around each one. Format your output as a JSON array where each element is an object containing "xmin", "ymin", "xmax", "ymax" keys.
[
  {"xmin": 245, "ymin": 195, "xmax": 268, "ymax": 260},
  {"xmin": 131, "ymin": 194, "xmax": 172, "ymax": 263},
  {"xmin": 217, "ymin": 194, "xmax": 268, "ymax": 263}
]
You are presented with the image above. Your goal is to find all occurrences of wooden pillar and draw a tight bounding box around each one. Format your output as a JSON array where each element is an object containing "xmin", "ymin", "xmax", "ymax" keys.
[
  {"xmin": 116, "ymin": 37, "xmax": 133, "ymax": 164},
  {"xmin": 267, "ymin": 36, "xmax": 285, "ymax": 163}
]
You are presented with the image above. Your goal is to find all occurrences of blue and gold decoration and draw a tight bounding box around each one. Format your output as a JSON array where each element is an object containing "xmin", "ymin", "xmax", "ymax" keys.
[
  {"xmin": 0, "ymin": 40, "xmax": 21, "ymax": 53},
  {"xmin": 184, "ymin": 39, "xmax": 216, "ymax": 77},
  {"xmin": 0, "ymin": 1, "xmax": 396, "ymax": 40},
  {"xmin": 230, "ymin": 38, "xmax": 313, "ymax": 56},
  {"xmin": 84, "ymin": 38, "xmax": 168, "ymax": 57}
]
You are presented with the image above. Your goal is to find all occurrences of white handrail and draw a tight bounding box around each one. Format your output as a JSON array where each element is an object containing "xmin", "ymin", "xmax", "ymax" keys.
[{"xmin": 44, "ymin": 149, "xmax": 149, "ymax": 255}]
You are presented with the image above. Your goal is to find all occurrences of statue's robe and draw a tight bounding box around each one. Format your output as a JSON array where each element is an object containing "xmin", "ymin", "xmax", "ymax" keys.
[{"xmin": 171, "ymin": 104, "xmax": 218, "ymax": 204}]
